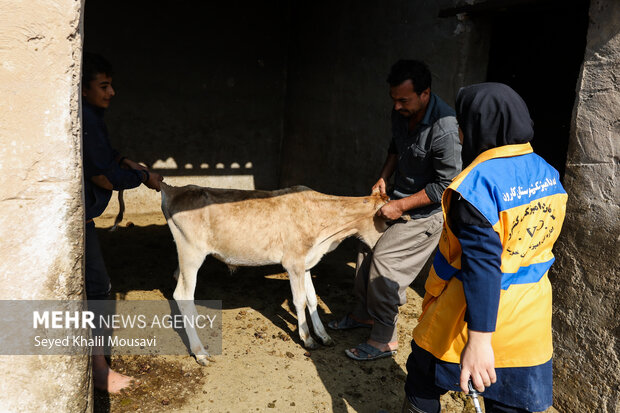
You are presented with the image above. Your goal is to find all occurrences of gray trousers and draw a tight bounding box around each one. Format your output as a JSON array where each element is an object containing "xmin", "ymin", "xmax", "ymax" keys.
[{"xmin": 352, "ymin": 212, "xmax": 443, "ymax": 343}]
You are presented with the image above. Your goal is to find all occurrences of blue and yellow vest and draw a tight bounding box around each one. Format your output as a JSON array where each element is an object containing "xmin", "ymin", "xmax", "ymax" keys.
[{"xmin": 412, "ymin": 143, "xmax": 567, "ymax": 367}]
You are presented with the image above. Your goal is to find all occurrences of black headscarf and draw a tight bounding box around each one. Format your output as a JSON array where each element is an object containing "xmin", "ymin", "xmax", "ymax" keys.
[{"xmin": 456, "ymin": 82, "xmax": 534, "ymax": 166}]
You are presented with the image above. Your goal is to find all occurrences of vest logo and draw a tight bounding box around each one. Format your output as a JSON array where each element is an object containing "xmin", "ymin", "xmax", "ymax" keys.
[
  {"xmin": 502, "ymin": 177, "xmax": 558, "ymax": 202},
  {"xmin": 526, "ymin": 220, "xmax": 545, "ymax": 237}
]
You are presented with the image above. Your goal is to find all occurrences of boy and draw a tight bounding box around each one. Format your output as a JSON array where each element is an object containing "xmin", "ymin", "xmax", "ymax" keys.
[{"xmin": 82, "ymin": 52, "xmax": 162, "ymax": 392}]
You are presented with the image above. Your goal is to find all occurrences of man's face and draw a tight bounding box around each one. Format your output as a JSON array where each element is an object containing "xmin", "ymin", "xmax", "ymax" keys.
[
  {"xmin": 390, "ymin": 79, "xmax": 429, "ymax": 118},
  {"xmin": 82, "ymin": 73, "xmax": 115, "ymax": 109}
]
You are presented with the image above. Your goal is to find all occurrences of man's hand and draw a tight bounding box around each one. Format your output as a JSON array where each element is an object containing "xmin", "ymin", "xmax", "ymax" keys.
[
  {"xmin": 460, "ymin": 330, "xmax": 497, "ymax": 393},
  {"xmin": 372, "ymin": 178, "xmax": 388, "ymax": 195},
  {"xmin": 144, "ymin": 171, "xmax": 164, "ymax": 192},
  {"xmin": 376, "ymin": 199, "xmax": 404, "ymax": 220}
]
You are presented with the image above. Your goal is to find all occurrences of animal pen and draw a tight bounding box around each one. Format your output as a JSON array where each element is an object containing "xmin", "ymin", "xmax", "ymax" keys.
[{"xmin": 0, "ymin": 0, "xmax": 617, "ymax": 412}]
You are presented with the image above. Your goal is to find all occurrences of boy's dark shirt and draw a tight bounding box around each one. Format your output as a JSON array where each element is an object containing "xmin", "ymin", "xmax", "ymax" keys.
[{"xmin": 82, "ymin": 101, "xmax": 143, "ymax": 221}]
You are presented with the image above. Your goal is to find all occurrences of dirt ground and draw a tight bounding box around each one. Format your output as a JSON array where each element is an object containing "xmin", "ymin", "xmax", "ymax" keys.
[{"xmin": 92, "ymin": 212, "xmax": 558, "ymax": 413}]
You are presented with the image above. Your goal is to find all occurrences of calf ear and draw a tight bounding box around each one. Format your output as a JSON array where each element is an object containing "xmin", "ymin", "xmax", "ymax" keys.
[{"xmin": 371, "ymin": 187, "xmax": 380, "ymax": 196}]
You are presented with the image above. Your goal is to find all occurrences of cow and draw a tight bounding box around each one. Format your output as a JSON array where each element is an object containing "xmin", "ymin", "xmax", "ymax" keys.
[{"xmin": 160, "ymin": 182, "xmax": 389, "ymax": 365}]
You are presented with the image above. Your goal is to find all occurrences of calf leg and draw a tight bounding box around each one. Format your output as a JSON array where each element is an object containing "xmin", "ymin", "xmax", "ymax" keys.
[
  {"xmin": 284, "ymin": 262, "xmax": 318, "ymax": 349},
  {"xmin": 171, "ymin": 238, "xmax": 209, "ymax": 365},
  {"xmin": 304, "ymin": 271, "xmax": 334, "ymax": 346}
]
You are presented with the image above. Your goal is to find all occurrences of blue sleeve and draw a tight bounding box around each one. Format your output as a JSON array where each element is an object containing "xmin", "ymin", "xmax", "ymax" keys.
[
  {"xmin": 450, "ymin": 195, "xmax": 503, "ymax": 332},
  {"xmin": 83, "ymin": 113, "xmax": 143, "ymax": 190},
  {"xmin": 104, "ymin": 161, "xmax": 144, "ymax": 191}
]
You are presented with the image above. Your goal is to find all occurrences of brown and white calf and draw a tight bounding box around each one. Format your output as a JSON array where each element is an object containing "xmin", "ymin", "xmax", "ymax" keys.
[{"xmin": 160, "ymin": 182, "xmax": 388, "ymax": 365}]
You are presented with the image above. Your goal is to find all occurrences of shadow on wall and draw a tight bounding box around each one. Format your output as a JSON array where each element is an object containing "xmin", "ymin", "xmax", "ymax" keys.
[
  {"xmin": 148, "ymin": 156, "xmax": 259, "ymax": 196},
  {"xmin": 150, "ymin": 157, "xmax": 255, "ymax": 176},
  {"xmin": 483, "ymin": 0, "xmax": 590, "ymax": 179},
  {"xmin": 84, "ymin": 1, "xmax": 291, "ymax": 191}
]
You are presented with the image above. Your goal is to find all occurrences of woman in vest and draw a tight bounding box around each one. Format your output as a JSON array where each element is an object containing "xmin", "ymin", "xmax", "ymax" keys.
[{"xmin": 402, "ymin": 83, "xmax": 567, "ymax": 413}]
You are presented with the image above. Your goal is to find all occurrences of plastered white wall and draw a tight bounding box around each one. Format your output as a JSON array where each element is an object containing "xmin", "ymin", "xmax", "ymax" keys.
[{"xmin": 0, "ymin": 0, "xmax": 91, "ymax": 411}]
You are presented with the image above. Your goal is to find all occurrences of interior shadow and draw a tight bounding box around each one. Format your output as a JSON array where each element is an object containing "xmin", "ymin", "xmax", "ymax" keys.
[
  {"xmin": 484, "ymin": 0, "xmax": 590, "ymax": 180},
  {"xmin": 98, "ymin": 224, "xmax": 417, "ymax": 412}
]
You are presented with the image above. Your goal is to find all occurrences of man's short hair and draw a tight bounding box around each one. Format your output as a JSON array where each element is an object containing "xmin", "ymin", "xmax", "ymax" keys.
[
  {"xmin": 387, "ymin": 60, "xmax": 431, "ymax": 93},
  {"xmin": 82, "ymin": 52, "xmax": 113, "ymax": 87}
]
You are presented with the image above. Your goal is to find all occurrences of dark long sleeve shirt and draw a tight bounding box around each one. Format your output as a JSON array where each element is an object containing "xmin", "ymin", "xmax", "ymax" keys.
[
  {"xmin": 448, "ymin": 194, "xmax": 503, "ymax": 332},
  {"xmin": 388, "ymin": 93, "xmax": 462, "ymax": 218},
  {"xmin": 82, "ymin": 102, "xmax": 143, "ymax": 220}
]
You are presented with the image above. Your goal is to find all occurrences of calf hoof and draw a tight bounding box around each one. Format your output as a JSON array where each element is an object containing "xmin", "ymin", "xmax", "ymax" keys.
[
  {"xmin": 195, "ymin": 354, "xmax": 210, "ymax": 366},
  {"xmin": 320, "ymin": 335, "xmax": 335, "ymax": 347},
  {"xmin": 303, "ymin": 337, "xmax": 319, "ymax": 350}
]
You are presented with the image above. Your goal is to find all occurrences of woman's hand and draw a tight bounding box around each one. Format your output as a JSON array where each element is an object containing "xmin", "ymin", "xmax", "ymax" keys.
[{"xmin": 460, "ymin": 330, "xmax": 497, "ymax": 393}]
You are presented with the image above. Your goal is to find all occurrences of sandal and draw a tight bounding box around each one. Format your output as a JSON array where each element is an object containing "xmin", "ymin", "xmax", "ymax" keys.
[{"xmin": 345, "ymin": 343, "xmax": 397, "ymax": 361}]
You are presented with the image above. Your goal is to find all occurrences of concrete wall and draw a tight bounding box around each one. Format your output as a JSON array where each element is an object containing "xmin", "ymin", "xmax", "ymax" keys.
[
  {"xmin": 0, "ymin": 1, "xmax": 90, "ymax": 411},
  {"xmin": 552, "ymin": 0, "xmax": 620, "ymax": 411},
  {"xmin": 279, "ymin": 0, "xmax": 489, "ymax": 195}
]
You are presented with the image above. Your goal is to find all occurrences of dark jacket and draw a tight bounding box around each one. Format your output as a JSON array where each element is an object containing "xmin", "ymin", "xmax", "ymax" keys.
[{"xmin": 82, "ymin": 102, "xmax": 143, "ymax": 220}]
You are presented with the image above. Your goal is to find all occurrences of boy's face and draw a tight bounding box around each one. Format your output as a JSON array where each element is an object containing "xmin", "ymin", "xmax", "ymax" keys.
[{"xmin": 82, "ymin": 73, "xmax": 115, "ymax": 109}]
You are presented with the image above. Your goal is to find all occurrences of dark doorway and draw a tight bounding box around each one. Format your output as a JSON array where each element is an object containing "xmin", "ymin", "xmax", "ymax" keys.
[
  {"xmin": 83, "ymin": 1, "xmax": 291, "ymax": 190},
  {"xmin": 485, "ymin": 0, "xmax": 590, "ymax": 179}
]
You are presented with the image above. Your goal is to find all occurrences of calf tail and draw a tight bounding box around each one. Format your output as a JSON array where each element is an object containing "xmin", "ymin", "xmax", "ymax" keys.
[{"xmin": 109, "ymin": 190, "xmax": 125, "ymax": 232}]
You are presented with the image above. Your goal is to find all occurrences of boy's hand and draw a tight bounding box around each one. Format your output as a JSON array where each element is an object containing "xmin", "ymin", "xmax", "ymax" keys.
[{"xmin": 144, "ymin": 171, "xmax": 164, "ymax": 191}]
